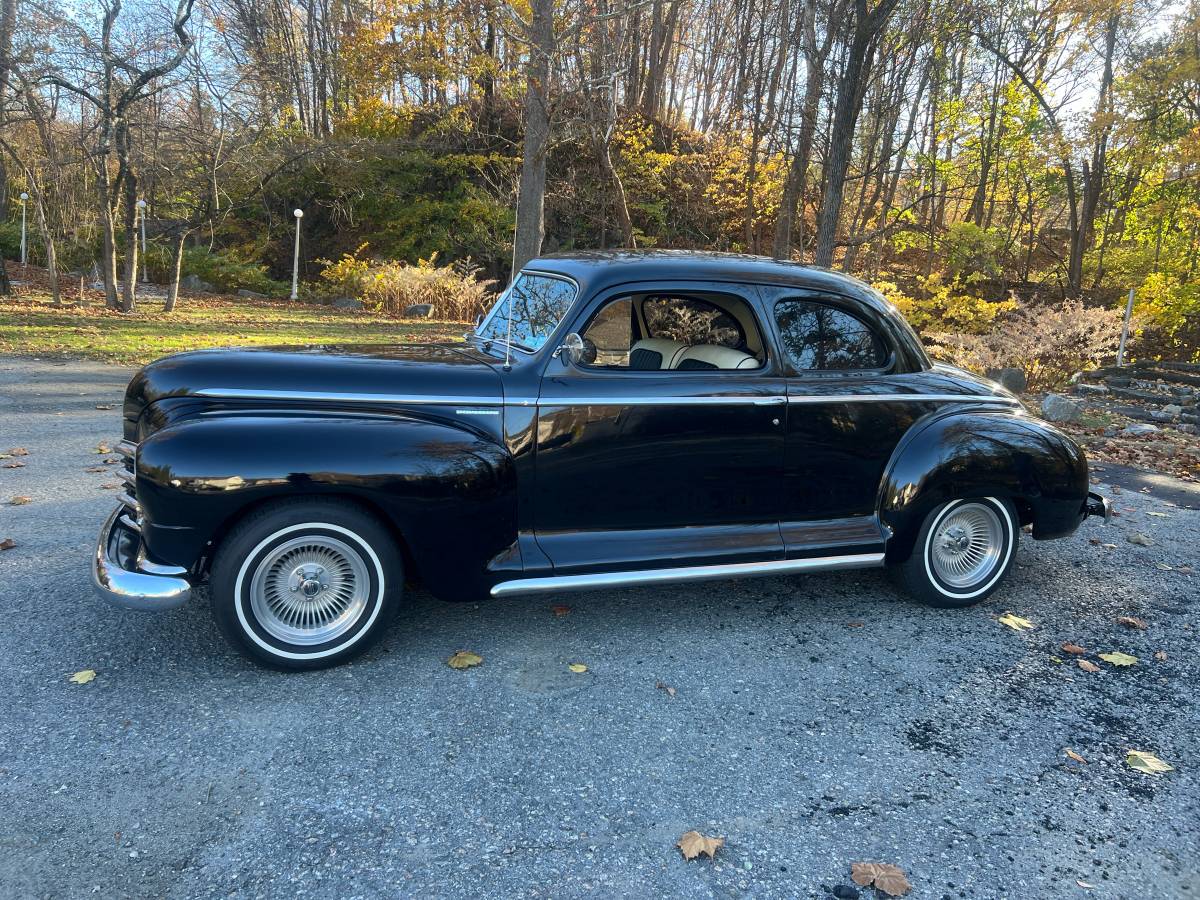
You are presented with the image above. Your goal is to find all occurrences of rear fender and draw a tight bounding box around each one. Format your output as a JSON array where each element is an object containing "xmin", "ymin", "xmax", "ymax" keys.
[
  {"xmin": 879, "ymin": 411, "xmax": 1088, "ymax": 562},
  {"xmin": 135, "ymin": 414, "xmax": 516, "ymax": 599}
]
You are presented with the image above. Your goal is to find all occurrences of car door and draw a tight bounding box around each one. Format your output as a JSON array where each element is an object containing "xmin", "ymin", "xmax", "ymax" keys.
[
  {"xmin": 762, "ymin": 288, "xmax": 932, "ymax": 558},
  {"xmin": 532, "ymin": 281, "xmax": 787, "ymax": 574}
]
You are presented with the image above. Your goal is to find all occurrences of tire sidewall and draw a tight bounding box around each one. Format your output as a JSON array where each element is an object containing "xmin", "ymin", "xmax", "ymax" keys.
[
  {"xmin": 211, "ymin": 503, "xmax": 400, "ymax": 669},
  {"xmin": 919, "ymin": 497, "xmax": 1017, "ymax": 604}
]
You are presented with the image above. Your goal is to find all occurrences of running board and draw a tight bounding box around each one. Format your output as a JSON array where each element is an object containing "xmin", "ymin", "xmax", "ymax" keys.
[{"xmin": 489, "ymin": 552, "xmax": 886, "ymax": 598}]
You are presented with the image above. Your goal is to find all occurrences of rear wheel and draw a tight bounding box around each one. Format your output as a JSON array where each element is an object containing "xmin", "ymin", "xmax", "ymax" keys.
[
  {"xmin": 892, "ymin": 497, "xmax": 1018, "ymax": 608},
  {"xmin": 209, "ymin": 498, "xmax": 401, "ymax": 670}
]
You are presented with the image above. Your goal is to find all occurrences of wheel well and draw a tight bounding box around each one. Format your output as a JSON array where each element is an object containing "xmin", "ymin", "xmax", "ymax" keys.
[{"xmin": 198, "ymin": 493, "xmax": 419, "ymax": 585}]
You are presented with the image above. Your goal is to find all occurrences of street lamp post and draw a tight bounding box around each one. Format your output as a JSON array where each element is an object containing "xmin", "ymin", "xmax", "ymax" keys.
[
  {"xmin": 291, "ymin": 208, "xmax": 304, "ymax": 301},
  {"xmin": 18, "ymin": 192, "xmax": 29, "ymax": 266},
  {"xmin": 136, "ymin": 199, "xmax": 148, "ymax": 285}
]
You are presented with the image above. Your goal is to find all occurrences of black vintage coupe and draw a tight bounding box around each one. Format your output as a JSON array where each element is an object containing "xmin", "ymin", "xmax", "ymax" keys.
[{"xmin": 93, "ymin": 251, "xmax": 1110, "ymax": 669}]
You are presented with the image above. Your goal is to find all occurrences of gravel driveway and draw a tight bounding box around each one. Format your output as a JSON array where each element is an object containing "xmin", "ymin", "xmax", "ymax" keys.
[{"xmin": 1, "ymin": 355, "xmax": 1197, "ymax": 899}]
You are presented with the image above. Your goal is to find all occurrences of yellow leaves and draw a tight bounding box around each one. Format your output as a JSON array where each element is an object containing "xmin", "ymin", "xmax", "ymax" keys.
[
  {"xmin": 446, "ymin": 650, "xmax": 482, "ymax": 669},
  {"xmin": 851, "ymin": 862, "xmax": 912, "ymax": 897},
  {"xmin": 997, "ymin": 613, "xmax": 1034, "ymax": 631},
  {"xmin": 1099, "ymin": 652, "xmax": 1138, "ymax": 667},
  {"xmin": 68, "ymin": 669, "xmax": 97, "ymax": 685},
  {"xmin": 567, "ymin": 663, "xmax": 588, "ymax": 674},
  {"xmin": 1126, "ymin": 750, "xmax": 1174, "ymax": 776},
  {"xmin": 95, "ymin": 442, "xmax": 112, "ymax": 454},
  {"xmin": 676, "ymin": 830, "xmax": 724, "ymax": 860},
  {"xmin": 8, "ymin": 495, "xmax": 31, "ymax": 506}
]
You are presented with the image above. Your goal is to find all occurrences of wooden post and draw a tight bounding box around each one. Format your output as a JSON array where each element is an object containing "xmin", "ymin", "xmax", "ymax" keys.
[{"xmin": 1116, "ymin": 287, "xmax": 1135, "ymax": 366}]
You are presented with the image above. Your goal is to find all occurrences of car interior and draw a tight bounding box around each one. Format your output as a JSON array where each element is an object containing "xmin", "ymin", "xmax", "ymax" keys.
[{"xmin": 579, "ymin": 292, "xmax": 766, "ymax": 370}]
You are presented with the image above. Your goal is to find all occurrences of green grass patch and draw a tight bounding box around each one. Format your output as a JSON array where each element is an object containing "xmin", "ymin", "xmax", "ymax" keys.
[{"xmin": 0, "ymin": 293, "xmax": 466, "ymax": 365}]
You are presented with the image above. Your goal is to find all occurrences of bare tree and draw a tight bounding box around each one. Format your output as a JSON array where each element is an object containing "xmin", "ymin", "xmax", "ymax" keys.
[{"xmin": 512, "ymin": 0, "xmax": 555, "ymax": 274}]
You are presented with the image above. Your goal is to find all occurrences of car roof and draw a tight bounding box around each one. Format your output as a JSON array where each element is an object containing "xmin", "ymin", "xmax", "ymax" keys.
[{"xmin": 526, "ymin": 249, "xmax": 881, "ymax": 305}]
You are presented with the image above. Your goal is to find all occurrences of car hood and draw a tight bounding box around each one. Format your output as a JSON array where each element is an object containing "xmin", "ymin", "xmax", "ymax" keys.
[{"xmin": 124, "ymin": 343, "xmax": 504, "ymax": 429}]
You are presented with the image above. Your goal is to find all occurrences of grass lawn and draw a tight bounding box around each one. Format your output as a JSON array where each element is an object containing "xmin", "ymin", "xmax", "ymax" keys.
[{"xmin": 0, "ymin": 293, "xmax": 467, "ymax": 365}]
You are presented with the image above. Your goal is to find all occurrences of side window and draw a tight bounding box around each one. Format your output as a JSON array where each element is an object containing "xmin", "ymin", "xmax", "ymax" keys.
[
  {"xmin": 775, "ymin": 300, "xmax": 889, "ymax": 371},
  {"xmin": 581, "ymin": 297, "xmax": 635, "ymax": 367},
  {"xmin": 644, "ymin": 296, "xmax": 744, "ymax": 349}
]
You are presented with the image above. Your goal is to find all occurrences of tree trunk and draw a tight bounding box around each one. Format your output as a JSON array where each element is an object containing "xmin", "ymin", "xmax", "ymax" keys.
[
  {"xmin": 511, "ymin": 0, "xmax": 554, "ymax": 275},
  {"xmin": 164, "ymin": 229, "xmax": 188, "ymax": 312}
]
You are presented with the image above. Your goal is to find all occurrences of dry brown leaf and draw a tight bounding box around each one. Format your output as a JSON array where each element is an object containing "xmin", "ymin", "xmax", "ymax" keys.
[
  {"xmin": 68, "ymin": 669, "xmax": 97, "ymax": 685},
  {"xmin": 1, "ymin": 461, "xmax": 25, "ymax": 468},
  {"xmin": 1154, "ymin": 650, "xmax": 1168, "ymax": 662},
  {"xmin": 1061, "ymin": 642, "xmax": 1087, "ymax": 655},
  {"xmin": 446, "ymin": 650, "xmax": 483, "ymax": 669},
  {"xmin": 1177, "ymin": 566, "xmax": 1195, "ymax": 576},
  {"xmin": 1077, "ymin": 880, "xmax": 1095, "ymax": 889},
  {"xmin": 656, "ymin": 680, "xmax": 676, "ymax": 698},
  {"xmin": 1116, "ymin": 616, "xmax": 1148, "ymax": 630},
  {"xmin": 676, "ymin": 830, "xmax": 723, "ymax": 860},
  {"xmin": 8, "ymin": 496, "xmax": 31, "ymax": 506},
  {"xmin": 102, "ymin": 456, "xmax": 122, "ymax": 465},
  {"xmin": 1065, "ymin": 749, "xmax": 1087, "ymax": 764},
  {"xmin": 7, "ymin": 448, "xmax": 29, "ymax": 456},
  {"xmin": 550, "ymin": 604, "xmax": 571, "ymax": 617},
  {"xmin": 0, "ymin": 538, "xmax": 15, "ymax": 551},
  {"xmin": 84, "ymin": 466, "xmax": 108, "ymax": 473},
  {"xmin": 99, "ymin": 483, "xmax": 119, "ymax": 490},
  {"xmin": 846, "ymin": 621, "xmax": 865, "ymax": 628},
  {"xmin": 851, "ymin": 862, "xmax": 912, "ymax": 896},
  {"xmin": 1078, "ymin": 659, "xmax": 1101, "ymax": 673},
  {"xmin": 95, "ymin": 404, "xmax": 113, "ymax": 410}
]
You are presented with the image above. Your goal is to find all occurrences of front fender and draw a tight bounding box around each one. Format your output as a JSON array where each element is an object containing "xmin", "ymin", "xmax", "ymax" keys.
[
  {"xmin": 879, "ymin": 411, "xmax": 1088, "ymax": 562},
  {"xmin": 135, "ymin": 413, "xmax": 516, "ymax": 599}
]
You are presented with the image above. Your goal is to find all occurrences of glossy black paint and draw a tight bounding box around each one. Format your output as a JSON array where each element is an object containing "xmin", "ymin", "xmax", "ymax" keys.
[{"xmin": 116, "ymin": 251, "xmax": 1097, "ymax": 601}]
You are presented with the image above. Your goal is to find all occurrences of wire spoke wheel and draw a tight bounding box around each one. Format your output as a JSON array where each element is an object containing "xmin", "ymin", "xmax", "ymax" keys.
[
  {"xmin": 248, "ymin": 535, "xmax": 371, "ymax": 646},
  {"xmin": 929, "ymin": 502, "xmax": 1005, "ymax": 590}
]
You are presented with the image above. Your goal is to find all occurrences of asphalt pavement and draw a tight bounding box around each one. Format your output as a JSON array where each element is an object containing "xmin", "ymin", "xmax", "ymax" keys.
[{"xmin": 0, "ymin": 355, "xmax": 1197, "ymax": 899}]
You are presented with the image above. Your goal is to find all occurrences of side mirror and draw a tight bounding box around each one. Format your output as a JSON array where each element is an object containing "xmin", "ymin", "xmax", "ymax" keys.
[{"xmin": 552, "ymin": 332, "xmax": 586, "ymax": 366}]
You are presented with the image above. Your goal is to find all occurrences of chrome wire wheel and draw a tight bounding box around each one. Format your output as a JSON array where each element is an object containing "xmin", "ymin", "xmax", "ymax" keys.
[
  {"xmin": 248, "ymin": 535, "xmax": 371, "ymax": 646},
  {"xmin": 928, "ymin": 501, "xmax": 1005, "ymax": 590}
]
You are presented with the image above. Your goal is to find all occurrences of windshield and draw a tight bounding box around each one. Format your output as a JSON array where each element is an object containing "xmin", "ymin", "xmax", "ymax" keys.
[{"xmin": 475, "ymin": 272, "xmax": 576, "ymax": 352}]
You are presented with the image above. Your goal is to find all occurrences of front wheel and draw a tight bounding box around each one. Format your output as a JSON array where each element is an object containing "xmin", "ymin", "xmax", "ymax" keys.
[
  {"xmin": 891, "ymin": 497, "xmax": 1019, "ymax": 608},
  {"xmin": 209, "ymin": 498, "xmax": 402, "ymax": 670}
]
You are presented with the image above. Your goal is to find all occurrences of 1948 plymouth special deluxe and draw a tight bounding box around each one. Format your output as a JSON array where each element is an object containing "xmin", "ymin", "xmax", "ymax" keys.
[{"xmin": 92, "ymin": 251, "xmax": 1110, "ymax": 669}]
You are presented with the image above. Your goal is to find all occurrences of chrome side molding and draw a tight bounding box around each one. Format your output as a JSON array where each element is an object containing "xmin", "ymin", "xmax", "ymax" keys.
[{"xmin": 489, "ymin": 552, "xmax": 886, "ymax": 597}]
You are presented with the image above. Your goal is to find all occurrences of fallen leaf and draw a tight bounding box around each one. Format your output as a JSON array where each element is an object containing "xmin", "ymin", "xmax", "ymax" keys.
[
  {"xmin": 7, "ymin": 448, "xmax": 29, "ymax": 456},
  {"xmin": 550, "ymin": 604, "xmax": 571, "ymax": 617},
  {"xmin": 1154, "ymin": 650, "xmax": 1168, "ymax": 662},
  {"xmin": 84, "ymin": 466, "xmax": 108, "ymax": 473},
  {"xmin": 95, "ymin": 404, "xmax": 113, "ymax": 410},
  {"xmin": 102, "ymin": 457, "xmax": 122, "ymax": 465},
  {"xmin": 1077, "ymin": 880, "xmax": 1095, "ymax": 889},
  {"xmin": 846, "ymin": 621, "xmax": 865, "ymax": 628},
  {"xmin": 68, "ymin": 669, "xmax": 97, "ymax": 685},
  {"xmin": 95, "ymin": 442, "xmax": 112, "ymax": 454},
  {"xmin": 568, "ymin": 663, "xmax": 588, "ymax": 673},
  {"xmin": 1, "ymin": 461, "xmax": 24, "ymax": 468},
  {"xmin": 446, "ymin": 650, "xmax": 482, "ymax": 669},
  {"xmin": 1177, "ymin": 566, "xmax": 1195, "ymax": 575},
  {"xmin": 1116, "ymin": 616, "xmax": 1147, "ymax": 630},
  {"xmin": 1127, "ymin": 533, "xmax": 1153, "ymax": 546},
  {"xmin": 851, "ymin": 862, "xmax": 912, "ymax": 897},
  {"xmin": 1126, "ymin": 750, "xmax": 1174, "ymax": 776},
  {"xmin": 1101, "ymin": 542, "xmax": 1118, "ymax": 549},
  {"xmin": 1156, "ymin": 563, "xmax": 1174, "ymax": 571},
  {"xmin": 99, "ymin": 483, "xmax": 119, "ymax": 490},
  {"xmin": 1065, "ymin": 749, "xmax": 1087, "ymax": 764},
  {"xmin": 1061, "ymin": 642, "xmax": 1087, "ymax": 655},
  {"xmin": 0, "ymin": 538, "xmax": 15, "ymax": 551},
  {"xmin": 997, "ymin": 613, "xmax": 1034, "ymax": 631},
  {"xmin": 676, "ymin": 830, "xmax": 723, "ymax": 860},
  {"xmin": 1145, "ymin": 511, "xmax": 1169, "ymax": 517},
  {"xmin": 8, "ymin": 496, "xmax": 31, "ymax": 506},
  {"xmin": 1078, "ymin": 659, "xmax": 1101, "ymax": 673},
  {"xmin": 656, "ymin": 680, "xmax": 676, "ymax": 698},
  {"xmin": 1099, "ymin": 651, "xmax": 1137, "ymax": 666}
]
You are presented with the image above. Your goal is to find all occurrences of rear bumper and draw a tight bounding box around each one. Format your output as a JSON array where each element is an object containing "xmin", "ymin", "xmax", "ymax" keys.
[
  {"xmin": 1085, "ymin": 491, "xmax": 1112, "ymax": 523},
  {"xmin": 91, "ymin": 507, "xmax": 192, "ymax": 611}
]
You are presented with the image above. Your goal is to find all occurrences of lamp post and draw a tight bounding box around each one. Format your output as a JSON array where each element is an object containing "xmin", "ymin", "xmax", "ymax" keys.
[
  {"xmin": 136, "ymin": 199, "xmax": 148, "ymax": 285},
  {"xmin": 18, "ymin": 192, "xmax": 29, "ymax": 266},
  {"xmin": 290, "ymin": 208, "xmax": 304, "ymax": 301}
]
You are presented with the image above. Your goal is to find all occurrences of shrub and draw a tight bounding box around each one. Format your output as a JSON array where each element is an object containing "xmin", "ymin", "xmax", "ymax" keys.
[
  {"xmin": 158, "ymin": 247, "xmax": 286, "ymax": 296},
  {"xmin": 0, "ymin": 221, "xmax": 20, "ymax": 261},
  {"xmin": 926, "ymin": 299, "xmax": 1124, "ymax": 391},
  {"xmin": 316, "ymin": 246, "xmax": 494, "ymax": 320},
  {"xmin": 942, "ymin": 222, "xmax": 1006, "ymax": 280},
  {"xmin": 872, "ymin": 275, "xmax": 1015, "ymax": 334}
]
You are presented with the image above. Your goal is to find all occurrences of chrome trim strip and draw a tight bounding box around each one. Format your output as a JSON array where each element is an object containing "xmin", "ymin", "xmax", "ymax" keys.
[
  {"xmin": 195, "ymin": 388, "xmax": 1017, "ymax": 408},
  {"xmin": 116, "ymin": 469, "xmax": 135, "ymax": 486},
  {"xmin": 489, "ymin": 552, "xmax": 885, "ymax": 597},
  {"xmin": 118, "ymin": 513, "xmax": 142, "ymax": 533},
  {"xmin": 116, "ymin": 440, "xmax": 137, "ymax": 458},
  {"xmin": 118, "ymin": 492, "xmax": 141, "ymax": 514}
]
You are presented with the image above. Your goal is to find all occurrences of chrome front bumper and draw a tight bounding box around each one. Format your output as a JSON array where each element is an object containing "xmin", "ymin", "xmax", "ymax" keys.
[
  {"xmin": 1086, "ymin": 491, "xmax": 1113, "ymax": 523},
  {"xmin": 91, "ymin": 507, "xmax": 192, "ymax": 611}
]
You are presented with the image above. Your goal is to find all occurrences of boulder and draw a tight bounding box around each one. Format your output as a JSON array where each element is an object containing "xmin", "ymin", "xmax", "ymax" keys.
[
  {"xmin": 180, "ymin": 274, "xmax": 214, "ymax": 292},
  {"xmin": 403, "ymin": 303, "xmax": 435, "ymax": 318},
  {"xmin": 1162, "ymin": 403, "xmax": 1184, "ymax": 417},
  {"xmin": 332, "ymin": 296, "xmax": 362, "ymax": 309},
  {"xmin": 985, "ymin": 367, "xmax": 1027, "ymax": 393},
  {"xmin": 1122, "ymin": 423, "xmax": 1159, "ymax": 436},
  {"xmin": 237, "ymin": 288, "xmax": 267, "ymax": 299},
  {"xmin": 1040, "ymin": 393, "xmax": 1083, "ymax": 423},
  {"xmin": 1072, "ymin": 382, "xmax": 1109, "ymax": 396}
]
